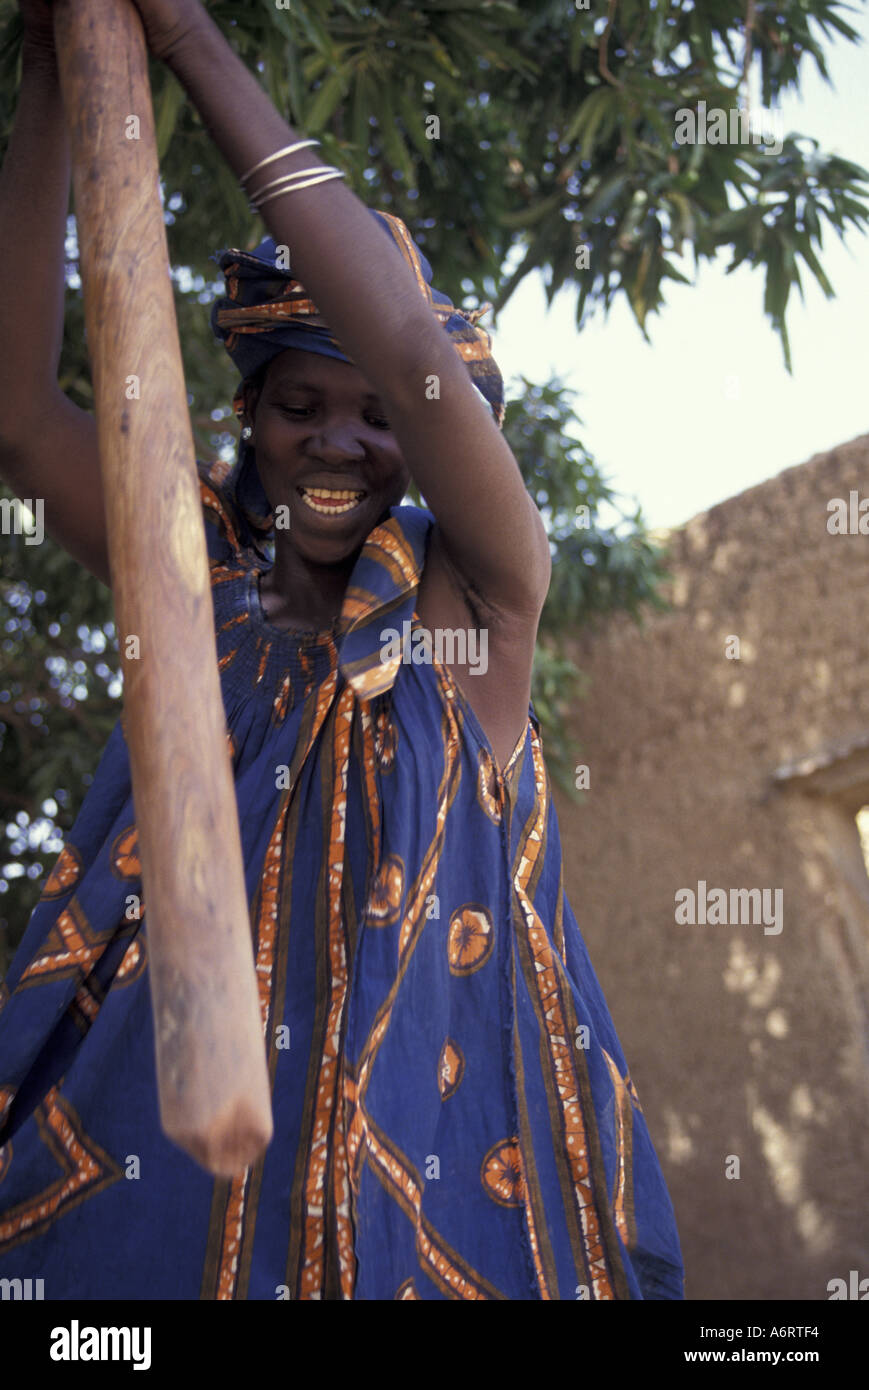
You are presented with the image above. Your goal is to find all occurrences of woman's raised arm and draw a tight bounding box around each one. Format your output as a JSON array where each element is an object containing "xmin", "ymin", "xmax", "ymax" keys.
[
  {"xmin": 0, "ymin": 6, "xmax": 109, "ymax": 585},
  {"xmin": 145, "ymin": 0, "xmax": 551, "ymax": 619}
]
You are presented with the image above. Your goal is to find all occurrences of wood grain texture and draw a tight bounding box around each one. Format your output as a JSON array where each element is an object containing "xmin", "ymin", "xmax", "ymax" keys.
[{"xmin": 53, "ymin": 0, "xmax": 273, "ymax": 1176}]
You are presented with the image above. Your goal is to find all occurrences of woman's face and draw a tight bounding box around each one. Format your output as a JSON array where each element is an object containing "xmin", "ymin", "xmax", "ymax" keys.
[{"xmin": 243, "ymin": 347, "xmax": 411, "ymax": 565}]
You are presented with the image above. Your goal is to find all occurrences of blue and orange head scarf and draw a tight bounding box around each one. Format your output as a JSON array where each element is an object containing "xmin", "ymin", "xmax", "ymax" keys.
[{"xmin": 210, "ymin": 210, "xmax": 504, "ymax": 544}]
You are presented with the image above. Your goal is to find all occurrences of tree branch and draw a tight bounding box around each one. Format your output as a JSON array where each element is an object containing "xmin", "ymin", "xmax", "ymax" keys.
[
  {"xmin": 599, "ymin": 0, "xmax": 623, "ymax": 90},
  {"xmin": 742, "ymin": 0, "xmax": 756, "ymax": 117}
]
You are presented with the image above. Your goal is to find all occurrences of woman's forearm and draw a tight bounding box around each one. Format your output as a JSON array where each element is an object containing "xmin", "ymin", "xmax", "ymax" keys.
[
  {"xmin": 164, "ymin": 10, "xmax": 550, "ymax": 612},
  {"xmin": 165, "ymin": 13, "xmax": 458, "ymax": 409},
  {"xmin": 0, "ymin": 44, "xmax": 71, "ymax": 444}
]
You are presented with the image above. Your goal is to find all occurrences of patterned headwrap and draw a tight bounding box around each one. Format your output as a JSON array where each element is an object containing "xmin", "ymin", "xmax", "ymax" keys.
[{"xmin": 210, "ymin": 210, "xmax": 504, "ymax": 547}]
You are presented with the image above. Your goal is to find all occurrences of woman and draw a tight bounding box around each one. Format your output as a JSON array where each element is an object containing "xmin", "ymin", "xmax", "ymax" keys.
[{"xmin": 0, "ymin": 0, "xmax": 683, "ymax": 1299}]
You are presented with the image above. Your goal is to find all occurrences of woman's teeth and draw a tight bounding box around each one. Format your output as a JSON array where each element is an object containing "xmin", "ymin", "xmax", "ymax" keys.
[{"xmin": 298, "ymin": 486, "xmax": 367, "ymax": 515}]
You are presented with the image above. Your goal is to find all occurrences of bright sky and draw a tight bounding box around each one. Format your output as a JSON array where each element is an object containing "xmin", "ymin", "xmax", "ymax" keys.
[{"xmin": 493, "ymin": 8, "xmax": 869, "ymax": 533}]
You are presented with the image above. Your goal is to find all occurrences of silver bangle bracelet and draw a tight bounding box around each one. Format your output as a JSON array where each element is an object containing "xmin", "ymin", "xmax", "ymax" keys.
[
  {"xmin": 239, "ymin": 139, "xmax": 321, "ymax": 187},
  {"xmin": 248, "ymin": 163, "xmax": 340, "ymax": 203},
  {"xmin": 250, "ymin": 169, "xmax": 346, "ymax": 210}
]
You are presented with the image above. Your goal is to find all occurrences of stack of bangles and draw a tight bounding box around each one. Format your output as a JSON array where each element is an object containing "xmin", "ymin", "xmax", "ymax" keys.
[{"xmin": 240, "ymin": 139, "xmax": 346, "ymax": 212}]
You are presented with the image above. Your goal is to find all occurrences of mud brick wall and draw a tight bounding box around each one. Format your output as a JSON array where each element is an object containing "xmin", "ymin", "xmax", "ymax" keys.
[{"xmin": 552, "ymin": 434, "xmax": 869, "ymax": 1300}]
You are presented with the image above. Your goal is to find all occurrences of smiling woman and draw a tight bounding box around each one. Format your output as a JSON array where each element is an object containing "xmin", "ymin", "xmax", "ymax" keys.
[
  {"xmin": 0, "ymin": 0, "xmax": 684, "ymax": 1302},
  {"xmin": 237, "ymin": 349, "xmax": 424, "ymax": 649},
  {"xmin": 241, "ymin": 345, "xmax": 411, "ymax": 620}
]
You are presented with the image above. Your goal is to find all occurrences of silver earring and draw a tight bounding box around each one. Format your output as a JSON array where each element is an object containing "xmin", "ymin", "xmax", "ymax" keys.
[{"xmin": 241, "ymin": 426, "xmax": 252, "ymax": 440}]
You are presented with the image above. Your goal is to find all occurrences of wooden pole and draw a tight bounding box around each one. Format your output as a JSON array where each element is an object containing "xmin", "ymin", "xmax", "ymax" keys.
[{"xmin": 52, "ymin": 0, "xmax": 273, "ymax": 1176}]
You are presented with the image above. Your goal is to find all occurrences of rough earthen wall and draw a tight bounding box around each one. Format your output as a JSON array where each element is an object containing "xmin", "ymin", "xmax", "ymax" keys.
[{"xmin": 553, "ymin": 434, "xmax": 869, "ymax": 1300}]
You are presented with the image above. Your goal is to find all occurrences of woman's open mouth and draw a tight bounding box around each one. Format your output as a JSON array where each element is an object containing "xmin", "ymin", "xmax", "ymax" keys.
[{"xmin": 297, "ymin": 485, "xmax": 367, "ymax": 516}]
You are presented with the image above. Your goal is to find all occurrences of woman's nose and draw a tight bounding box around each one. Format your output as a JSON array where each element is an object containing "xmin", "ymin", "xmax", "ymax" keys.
[{"xmin": 310, "ymin": 421, "xmax": 367, "ymax": 461}]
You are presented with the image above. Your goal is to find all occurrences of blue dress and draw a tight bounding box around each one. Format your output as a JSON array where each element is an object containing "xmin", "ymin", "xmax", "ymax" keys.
[{"xmin": 0, "ymin": 462, "xmax": 684, "ymax": 1299}]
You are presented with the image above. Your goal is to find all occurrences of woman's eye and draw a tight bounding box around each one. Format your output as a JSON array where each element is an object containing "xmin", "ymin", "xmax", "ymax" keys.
[{"xmin": 277, "ymin": 405, "xmax": 389, "ymax": 429}]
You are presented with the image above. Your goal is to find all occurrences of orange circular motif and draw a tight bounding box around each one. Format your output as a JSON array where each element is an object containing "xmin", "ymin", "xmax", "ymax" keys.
[
  {"xmin": 110, "ymin": 826, "xmax": 141, "ymax": 880},
  {"xmin": 437, "ymin": 1038, "xmax": 465, "ymax": 1101},
  {"xmin": 447, "ymin": 904, "xmax": 494, "ymax": 976},
  {"xmin": 394, "ymin": 1278, "xmax": 419, "ymax": 1299},
  {"xmin": 42, "ymin": 844, "xmax": 84, "ymax": 900},
  {"xmin": 367, "ymin": 854, "xmax": 404, "ymax": 926},
  {"xmin": 0, "ymin": 1140, "xmax": 11, "ymax": 1184},
  {"xmin": 476, "ymin": 749, "xmax": 502, "ymax": 824},
  {"xmin": 481, "ymin": 1138, "xmax": 525, "ymax": 1208}
]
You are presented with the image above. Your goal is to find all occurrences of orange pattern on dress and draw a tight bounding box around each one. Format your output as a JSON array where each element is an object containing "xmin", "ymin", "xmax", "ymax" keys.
[
  {"xmin": 209, "ymin": 589, "xmax": 342, "ymax": 1301},
  {"xmin": 340, "ymin": 586, "xmax": 380, "ymax": 625},
  {"xmin": 0, "ymin": 1088, "xmax": 123, "ymax": 1251},
  {"xmin": 359, "ymin": 706, "xmax": 382, "ymax": 869},
  {"xmin": 344, "ymin": 683, "xmax": 462, "ymax": 1210},
  {"xmin": 394, "ymin": 697, "xmax": 462, "ymax": 963},
  {"xmin": 299, "ymin": 683, "xmax": 355, "ymax": 1300},
  {"xmin": 367, "ymin": 854, "xmax": 404, "ymax": 926},
  {"xmin": 110, "ymin": 826, "xmax": 140, "ymax": 879},
  {"xmin": 253, "ymin": 825, "xmax": 283, "ymax": 1033},
  {"xmin": 552, "ymin": 866, "xmax": 566, "ymax": 961},
  {"xmin": 601, "ymin": 1048, "xmax": 638, "ymax": 1252},
  {"xmin": 272, "ymin": 672, "xmax": 293, "ymax": 725},
  {"xmin": 42, "ymin": 844, "xmax": 83, "ymax": 900},
  {"xmin": 447, "ymin": 905, "xmax": 494, "ymax": 976},
  {"xmin": 350, "ymin": 689, "xmax": 462, "ymax": 1119},
  {"xmin": 476, "ymin": 748, "xmax": 503, "ymax": 824},
  {"xmin": 213, "ymin": 783, "xmax": 286, "ymax": 1300},
  {"xmin": 374, "ymin": 708, "xmax": 397, "ymax": 770},
  {"xmin": 116, "ymin": 936, "xmax": 146, "ymax": 986},
  {"xmin": 19, "ymin": 899, "xmax": 105, "ymax": 987},
  {"xmin": 343, "ymin": 524, "xmax": 420, "ymax": 623},
  {"xmin": 0, "ymin": 1085, "xmax": 15, "ymax": 1128},
  {"xmin": 299, "ymin": 645, "xmax": 318, "ymax": 697},
  {"xmin": 345, "ymin": 659, "xmax": 401, "ymax": 700},
  {"xmin": 218, "ymin": 612, "xmax": 249, "ymax": 635},
  {"xmin": 199, "ymin": 478, "xmax": 245, "ymax": 561},
  {"xmin": 513, "ymin": 727, "xmax": 616, "ymax": 1300},
  {"xmin": 512, "ymin": 1130, "xmax": 550, "ymax": 1300},
  {"xmin": 481, "ymin": 1138, "xmax": 525, "ymax": 1207},
  {"xmin": 350, "ymin": 675, "xmax": 464, "ymax": 1132},
  {"xmin": 395, "ymin": 1277, "xmax": 419, "ymax": 1299},
  {"xmin": 343, "ymin": 1070, "xmax": 367, "ymax": 1194},
  {"xmin": 210, "ymin": 565, "xmax": 247, "ymax": 588},
  {"xmin": 211, "ymin": 663, "xmax": 343, "ymax": 1302},
  {"xmin": 362, "ymin": 1120, "xmax": 500, "ymax": 1299},
  {"xmin": 216, "ymin": 1175, "xmax": 249, "ymax": 1301},
  {"xmin": 254, "ymin": 638, "xmax": 271, "ymax": 687},
  {"xmin": 437, "ymin": 1039, "xmax": 465, "ymax": 1101},
  {"xmin": 71, "ymin": 983, "xmax": 99, "ymax": 1026}
]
